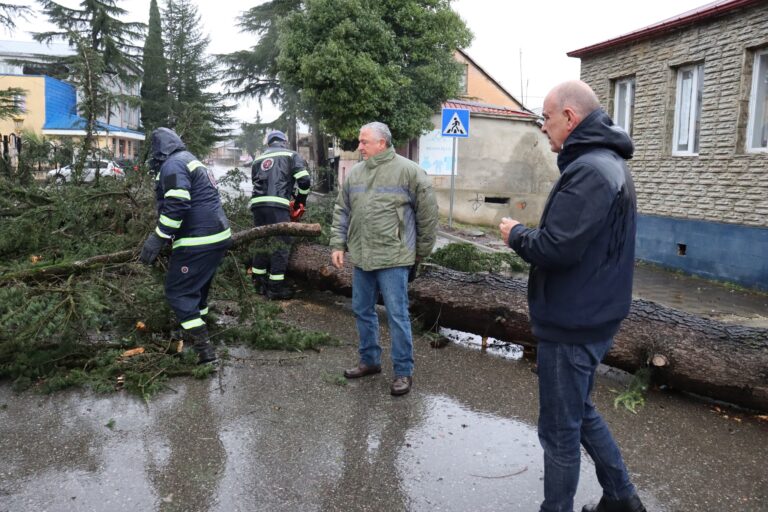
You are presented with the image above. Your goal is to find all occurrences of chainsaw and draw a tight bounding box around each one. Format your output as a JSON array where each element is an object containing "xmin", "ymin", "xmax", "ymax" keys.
[{"xmin": 289, "ymin": 200, "xmax": 306, "ymax": 222}]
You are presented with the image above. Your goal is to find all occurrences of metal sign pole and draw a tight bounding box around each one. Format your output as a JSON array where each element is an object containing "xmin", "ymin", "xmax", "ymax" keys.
[{"xmin": 449, "ymin": 137, "xmax": 457, "ymax": 229}]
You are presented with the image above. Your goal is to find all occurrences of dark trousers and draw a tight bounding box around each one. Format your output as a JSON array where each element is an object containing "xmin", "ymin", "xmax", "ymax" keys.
[
  {"xmin": 251, "ymin": 207, "xmax": 291, "ymax": 282},
  {"xmin": 536, "ymin": 338, "xmax": 635, "ymax": 512},
  {"xmin": 165, "ymin": 242, "xmax": 230, "ymax": 329}
]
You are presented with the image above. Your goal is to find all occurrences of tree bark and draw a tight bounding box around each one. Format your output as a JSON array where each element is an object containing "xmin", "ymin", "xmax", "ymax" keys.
[
  {"xmin": 288, "ymin": 243, "xmax": 768, "ymax": 411},
  {"xmin": 0, "ymin": 223, "xmax": 321, "ymax": 284}
]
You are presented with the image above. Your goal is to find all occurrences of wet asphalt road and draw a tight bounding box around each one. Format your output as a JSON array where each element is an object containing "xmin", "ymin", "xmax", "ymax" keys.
[{"xmin": 1, "ymin": 290, "xmax": 766, "ymax": 512}]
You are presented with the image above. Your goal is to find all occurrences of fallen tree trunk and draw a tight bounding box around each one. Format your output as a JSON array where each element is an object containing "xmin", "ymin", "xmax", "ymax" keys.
[
  {"xmin": 288, "ymin": 243, "xmax": 768, "ymax": 411},
  {"xmin": 0, "ymin": 223, "xmax": 321, "ymax": 284}
]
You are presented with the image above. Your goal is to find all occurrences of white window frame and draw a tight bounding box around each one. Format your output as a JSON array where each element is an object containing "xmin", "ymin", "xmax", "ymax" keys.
[
  {"xmin": 746, "ymin": 48, "xmax": 768, "ymax": 153},
  {"xmin": 613, "ymin": 77, "xmax": 635, "ymax": 135},
  {"xmin": 672, "ymin": 63, "xmax": 704, "ymax": 156}
]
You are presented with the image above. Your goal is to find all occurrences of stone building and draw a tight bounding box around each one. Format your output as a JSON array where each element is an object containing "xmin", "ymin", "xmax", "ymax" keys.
[{"xmin": 569, "ymin": 0, "xmax": 768, "ymax": 290}]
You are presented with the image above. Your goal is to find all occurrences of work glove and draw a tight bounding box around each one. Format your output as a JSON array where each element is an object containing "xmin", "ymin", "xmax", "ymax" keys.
[{"xmin": 139, "ymin": 233, "xmax": 168, "ymax": 265}]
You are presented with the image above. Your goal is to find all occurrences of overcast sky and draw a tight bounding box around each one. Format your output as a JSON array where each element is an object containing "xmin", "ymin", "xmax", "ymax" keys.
[{"xmin": 10, "ymin": 0, "xmax": 710, "ymax": 124}]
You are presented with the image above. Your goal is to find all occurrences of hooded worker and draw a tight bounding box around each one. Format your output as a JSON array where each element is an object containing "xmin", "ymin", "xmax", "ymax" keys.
[
  {"xmin": 247, "ymin": 129, "xmax": 311, "ymax": 299},
  {"xmin": 139, "ymin": 127, "xmax": 232, "ymax": 365}
]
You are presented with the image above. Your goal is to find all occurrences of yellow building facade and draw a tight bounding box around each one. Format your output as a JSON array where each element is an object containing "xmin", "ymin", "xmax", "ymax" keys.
[{"xmin": 0, "ymin": 74, "xmax": 144, "ymax": 162}]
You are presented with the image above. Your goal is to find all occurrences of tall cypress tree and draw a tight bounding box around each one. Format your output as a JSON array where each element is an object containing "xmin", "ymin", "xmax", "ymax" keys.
[
  {"xmin": 163, "ymin": 0, "xmax": 232, "ymax": 157},
  {"xmin": 140, "ymin": 0, "xmax": 169, "ymax": 134}
]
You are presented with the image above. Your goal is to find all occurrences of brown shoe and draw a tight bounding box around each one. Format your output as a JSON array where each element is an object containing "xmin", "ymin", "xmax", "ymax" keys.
[
  {"xmin": 390, "ymin": 376, "xmax": 413, "ymax": 396},
  {"xmin": 343, "ymin": 363, "xmax": 382, "ymax": 379}
]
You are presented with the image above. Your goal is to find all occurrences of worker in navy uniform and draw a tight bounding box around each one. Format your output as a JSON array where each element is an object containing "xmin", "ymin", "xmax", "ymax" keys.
[
  {"xmin": 249, "ymin": 130, "xmax": 311, "ymax": 300},
  {"xmin": 139, "ymin": 127, "xmax": 232, "ymax": 365}
]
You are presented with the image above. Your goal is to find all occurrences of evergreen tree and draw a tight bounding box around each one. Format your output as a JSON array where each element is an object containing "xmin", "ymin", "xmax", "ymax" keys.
[
  {"xmin": 278, "ymin": 0, "xmax": 472, "ymax": 144},
  {"xmin": 0, "ymin": 5, "xmax": 33, "ymax": 122},
  {"xmin": 0, "ymin": 86, "xmax": 25, "ymax": 120},
  {"xmin": 34, "ymin": 0, "xmax": 144, "ymax": 83},
  {"xmin": 140, "ymin": 0, "xmax": 170, "ymax": 134},
  {"xmin": 67, "ymin": 33, "xmax": 108, "ymax": 183},
  {"xmin": 0, "ymin": 3, "xmax": 32, "ymax": 32},
  {"xmin": 236, "ymin": 113, "xmax": 268, "ymax": 159},
  {"xmin": 33, "ymin": 0, "xmax": 146, "ymax": 180},
  {"xmin": 219, "ymin": 0, "xmax": 302, "ymax": 149},
  {"xmin": 163, "ymin": 0, "xmax": 232, "ymax": 157},
  {"xmin": 220, "ymin": 0, "xmax": 300, "ymax": 104}
]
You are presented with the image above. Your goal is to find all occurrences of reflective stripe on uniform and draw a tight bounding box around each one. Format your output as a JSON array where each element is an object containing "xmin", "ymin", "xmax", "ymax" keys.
[
  {"xmin": 254, "ymin": 151, "xmax": 295, "ymax": 161},
  {"xmin": 293, "ymin": 169, "xmax": 310, "ymax": 179},
  {"xmin": 165, "ymin": 188, "xmax": 191, "ymax": 200},
  {"xmin": 181, "ymin": 317, "xmax": 206, "ymax": 329},
  {"xmin": 251, "ymin": 267, "xmax": 267, "ymax": 275},
  {"xmin": 297, "ymin": 187, "xmax": 310, "ymax": 194},
  {"xmin": 200, "ymin": 307, "xmax": 209, "ymax": 316},
  {"xmin": 155, "ymin": 227, "xmax": 172, "ymax": 239},
  {"xmin": 187, "ymin": 160, "xmax": 204, "ymax": 172},
  {"xmin": 159, "ymin": 214, "xmax": 182, "ymax": 229},
  {"xmin": 268, "ymin": 274, "xmax": 285, "ymax": 281},
  {"xmin": 249, "ymin": 196, "xmax": 290, "ymax": 207},
  {"xmin": 172, "ymin": 228, "xmax": 232, "ymax": 249}
]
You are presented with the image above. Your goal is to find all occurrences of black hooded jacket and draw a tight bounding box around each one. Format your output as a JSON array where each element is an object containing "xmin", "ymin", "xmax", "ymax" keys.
[
  {"xmin": 508, "ymin": 109, "xmax": 637, "ymax": 344},
  {"xmin": 151, "ymin": 128, "xmax": 230, "ymax": 251},
  {"xmin": 249, "ymin": 141, "xmax": 311, "ymax": 210}
]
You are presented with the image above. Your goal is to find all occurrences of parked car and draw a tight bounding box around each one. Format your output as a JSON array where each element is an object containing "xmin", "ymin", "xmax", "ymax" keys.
[{"xmin": 47, "ymin": 160, "xmax": 125, "ymax": 183}]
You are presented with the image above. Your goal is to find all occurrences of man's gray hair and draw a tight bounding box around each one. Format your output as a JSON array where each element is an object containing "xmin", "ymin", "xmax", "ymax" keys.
[{"xmin": 361, "ymin": 121, "xmax": 392, "ymax": 147}]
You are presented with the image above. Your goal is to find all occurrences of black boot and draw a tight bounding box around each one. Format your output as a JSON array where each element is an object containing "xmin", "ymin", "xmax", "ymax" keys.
[
  {"xmin": 185, "ymin": 325, "xmax": 217, "ymax": 365},
  {"xmin": 267, "ymin": 280, "xmax": 293, "ymax": 300},
  {"xmin": 582, "ymin": 494, "xmax": 647, "ymax": 512},
  {"xmin": 252, "ymin": 274, "xmax": 267, "ymax": 295}
]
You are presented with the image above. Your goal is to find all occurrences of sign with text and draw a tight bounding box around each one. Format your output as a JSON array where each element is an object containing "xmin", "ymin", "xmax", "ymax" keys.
[{"xmin": 418, "ymin": 129, "xmax": 454, "ymax": 176}]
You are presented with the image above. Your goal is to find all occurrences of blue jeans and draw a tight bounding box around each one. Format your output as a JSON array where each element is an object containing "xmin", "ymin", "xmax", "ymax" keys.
[
  {"xmin": 537, "ymin": 338, "xmax": 635, "ymax": 512},
  {"xmin": 352, "ymin": 266, "xmax": 413, "ymax": 377}
]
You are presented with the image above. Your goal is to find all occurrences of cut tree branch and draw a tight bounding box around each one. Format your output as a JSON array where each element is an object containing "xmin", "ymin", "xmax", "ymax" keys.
[{"xmin": 0, "ymin": 222, "xmax": 321, "ymax": 284}]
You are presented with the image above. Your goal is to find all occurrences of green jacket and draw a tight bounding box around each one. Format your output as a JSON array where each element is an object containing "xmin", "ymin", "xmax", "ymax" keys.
[{"xmin": 331, "ymin": 146, "xmax": 438, "ymax": 271}]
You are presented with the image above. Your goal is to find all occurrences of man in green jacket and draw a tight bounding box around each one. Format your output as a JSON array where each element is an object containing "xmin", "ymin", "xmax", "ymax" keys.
[{"xmin": 331, "ymin": 121, "xmax": 438, "ymax": 396}]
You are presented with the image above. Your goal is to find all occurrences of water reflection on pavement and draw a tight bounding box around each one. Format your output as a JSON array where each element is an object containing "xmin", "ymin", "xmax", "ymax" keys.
[{"xmin": 2, "ymin": 292, "xmax": 764, "ymax": 511}]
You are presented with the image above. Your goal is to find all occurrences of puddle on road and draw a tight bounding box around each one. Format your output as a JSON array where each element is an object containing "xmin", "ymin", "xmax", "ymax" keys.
[
  {"xmin": 438, "ymin": 327, "xmax": 524, "ymax": 360},
  {"xmin": 396, "ymin": 395, "xmax": 603, "ymax": 511}
]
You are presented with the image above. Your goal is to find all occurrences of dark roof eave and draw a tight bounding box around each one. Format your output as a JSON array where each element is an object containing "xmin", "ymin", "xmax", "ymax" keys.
[{"xmin": 567, "ymin": 0, "xmax": 760, "ymax": 58}]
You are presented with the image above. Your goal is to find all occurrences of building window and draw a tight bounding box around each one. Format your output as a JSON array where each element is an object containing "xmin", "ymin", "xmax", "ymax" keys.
[
  {"xmin": 672, "ymin": 63, "xmax": 704, "ymax": 155},
  {"xmin": 613, "ymin": 77, "xmax": 635, "ymax": 135},
  {"xmin": 13, "ymin": 93, "xmax": 26, "ymax": 113},
  {"xmin": 458, "ymin": 63, "xmax": 468, "ymax": 95},
  {"xmin": 747, "ymin": 48, "xmax": 768, "ymax": 152}
]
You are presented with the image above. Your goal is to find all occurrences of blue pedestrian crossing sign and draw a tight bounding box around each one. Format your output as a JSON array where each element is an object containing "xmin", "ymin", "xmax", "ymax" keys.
[{"xmin": 441, "ymin": 108, "xmax": 470, "ymax": 138}]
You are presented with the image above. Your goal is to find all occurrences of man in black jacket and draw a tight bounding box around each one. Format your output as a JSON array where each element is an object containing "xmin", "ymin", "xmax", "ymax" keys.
[
  {"xmin": 249, "ymin": 130, "xmax": 311, "ymax": 300},
  {"xmin": 500, "ymin": 81, "xmax": 646, "ymax": 512}
]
